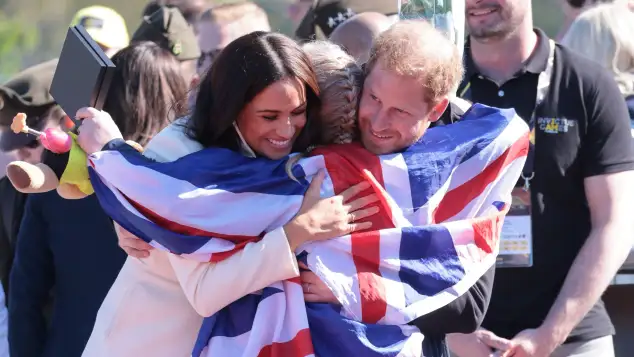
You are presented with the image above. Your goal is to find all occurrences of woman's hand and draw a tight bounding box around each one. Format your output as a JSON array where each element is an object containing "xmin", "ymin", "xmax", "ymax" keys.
[
  {"xmin": 299, "ymin": 262, "xmax": 339, "ymax": 303},
  {"xmin": 114, "ymin": 223, "xmax": 154, "ymax": 259},
  {"xmin": 75, "ymin": 107, "xmax": 123, "ymax": 155},
  {"xmin": 283, "ymin": 170, "xmax": 380, "ymax": 250}
]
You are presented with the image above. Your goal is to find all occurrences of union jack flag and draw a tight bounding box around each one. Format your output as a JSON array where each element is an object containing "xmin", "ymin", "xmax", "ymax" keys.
[{"xmin": 87, "ymin": 104, "xmax": 528, "ymax": 357}]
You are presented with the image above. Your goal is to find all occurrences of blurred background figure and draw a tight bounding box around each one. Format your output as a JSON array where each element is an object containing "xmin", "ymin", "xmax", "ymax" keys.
[
  {"xmin": 560, "ymin": 2, "xmax": 634, "ymax": 118},
  {"xmin": 0, "ymin": 59, "xmax": 59, "ymax": 357},
  {"xmin": 196, "ymin": 2, "xmax": 270, "ymax": 76},
  {"xmin": 142, "ymin": 0, "xmax": 209, "ymax": 26},
  {"xmin": 131, "ymin": 6, "xmax": 201, "ymax": 91},
  {"xmin": 0, "ymin": 59, "xmax": 58, "ymax": 303},
  {"xmin": 70, "ymin": 6, "xmax": 129, "ymax": 57},
  {"xmin": 288, "ymin": 0, "xmax": 313, "ymax": 26},
  {"xmin": 294, "ymin": 0, "xmax": 398, "ymax": 41},
  {"xmin": 328, "ymin": 12, "xmax": 392, "ymax": 64},
  {"xmin": 8, "ymin": 41, "xmax": 187, "ymax": 357}
]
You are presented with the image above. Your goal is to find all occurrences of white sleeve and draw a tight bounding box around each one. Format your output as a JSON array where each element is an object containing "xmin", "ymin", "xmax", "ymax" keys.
[
  {"xmin": 143, "ymin": 118, "xmax": 204, "ymax": 162},
  {"xmin": 144, "ymin": 122, "xmax": 299, "ymax": 317},
  {"xmin": 167, "ymin": 227, "xmax": 299, "ymax": 317},
  {"xmin": 0, "ymin": 286, "xmax": 9, "ymax": 357}
]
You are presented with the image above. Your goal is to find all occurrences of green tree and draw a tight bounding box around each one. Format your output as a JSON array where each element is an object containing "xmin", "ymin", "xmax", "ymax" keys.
[{"xmin": 0, "ymin": 9, "xmax": 39, "ymax": 78}]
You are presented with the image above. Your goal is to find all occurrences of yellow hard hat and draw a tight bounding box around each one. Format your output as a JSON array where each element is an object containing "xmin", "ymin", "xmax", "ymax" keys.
[{"xmin": 70, "ymin": 6, "xmax": 129, "ymax": 50}]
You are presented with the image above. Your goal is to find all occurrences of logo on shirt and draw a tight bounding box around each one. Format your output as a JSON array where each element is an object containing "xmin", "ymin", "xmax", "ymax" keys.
[{"xmin": 536, "ymin": 117, "xmax": 576, "ymax": 135}]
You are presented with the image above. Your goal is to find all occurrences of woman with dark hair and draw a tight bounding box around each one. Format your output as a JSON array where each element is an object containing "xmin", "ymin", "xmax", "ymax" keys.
[
  {"xmin": 8, "ymin": 42, "xmax": 188, "ymax": 357},
  {"xmin": 106, "ymin": 41, "xmax": 189, "ymax": 146},
  {"xmin": 80, "ymin": 31, "xmax": 375, "ymax": 357}
]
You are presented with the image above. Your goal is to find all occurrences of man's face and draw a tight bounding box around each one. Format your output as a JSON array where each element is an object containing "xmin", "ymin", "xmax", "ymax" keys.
[
  {"xmin": 465, "ymin": 0, "xmax": 528, "ymax": 41},
  {"xmin": 358, "ymin": 64, "xmax": 446, "ymax": 155}
]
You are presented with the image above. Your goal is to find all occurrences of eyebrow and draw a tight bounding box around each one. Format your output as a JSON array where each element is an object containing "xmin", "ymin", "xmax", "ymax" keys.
[{"xmin": 256, "ymin": 102, "xmax": 307, "ymax": 113}]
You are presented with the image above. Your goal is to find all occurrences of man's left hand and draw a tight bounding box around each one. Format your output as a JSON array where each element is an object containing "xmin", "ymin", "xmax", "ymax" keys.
[
  {"xmin": 299, "ymin": 262, "xmax": 339, "ymax": 304},
  {"xmin": 502, "ymin": 328, "xmax": 559, "ymax": 357}
]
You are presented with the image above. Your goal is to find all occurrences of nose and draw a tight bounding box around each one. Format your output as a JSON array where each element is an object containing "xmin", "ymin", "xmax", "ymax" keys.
[
  {"xmin": 275, "ymin": 117, "xmax": 296, "ymax": 139},
  {"xmin": 370, "ymin": 109, "xmax": 391, "ymax": 132}
]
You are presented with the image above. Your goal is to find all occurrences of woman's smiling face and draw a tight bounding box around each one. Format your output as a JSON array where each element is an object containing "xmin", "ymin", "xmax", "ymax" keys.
[{"xmin": 235, "ymin": 77, "xmax": 308, "ymax": 160}]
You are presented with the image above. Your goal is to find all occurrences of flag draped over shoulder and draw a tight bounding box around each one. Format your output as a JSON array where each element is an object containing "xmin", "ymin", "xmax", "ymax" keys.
[{"xmin": 87, "ymin": 104, "xmax": 529, "ymax": 357}]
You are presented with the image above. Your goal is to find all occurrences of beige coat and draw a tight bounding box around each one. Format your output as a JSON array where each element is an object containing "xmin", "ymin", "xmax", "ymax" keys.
[{"xmin": 82, "ymin": 120, "xmax": 300, "ymax": 357}]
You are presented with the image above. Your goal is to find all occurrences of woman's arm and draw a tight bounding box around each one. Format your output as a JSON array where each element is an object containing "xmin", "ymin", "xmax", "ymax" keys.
[{"xmin": 167, "ymin": 227, "xmax": 299, "ymax": 317}]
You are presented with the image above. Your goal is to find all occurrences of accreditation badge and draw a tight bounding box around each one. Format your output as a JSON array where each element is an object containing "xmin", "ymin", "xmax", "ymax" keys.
[{"xmin": 497, "ymin": 179, "xmax": 534, "ymax": 268}]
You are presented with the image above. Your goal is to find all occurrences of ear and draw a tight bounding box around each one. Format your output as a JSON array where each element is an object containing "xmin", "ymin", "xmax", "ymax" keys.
[
  {"xmin": 428, "ymin": 98, "xmax": 450, "ymax": 123},
  {"xmin": 6, "ymin": 162, "xmax": 60, "ymax": 193},
  {"xmin": 57, "ymin": 183, "xmax": 89, "ymax": 200}
]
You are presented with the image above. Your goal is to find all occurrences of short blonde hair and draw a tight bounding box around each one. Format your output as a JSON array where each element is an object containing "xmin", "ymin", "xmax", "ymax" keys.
[
  {"xmin": 561, "ymin": 3, "xmax": 634, "ymax": 96},
  {"xmin": 303, "ymin": 41, "xmax": 363, "ymax": 144},
  {"xmin": 201, "ymin": 1, "xmax": 270, "ymax": 29},
  {"xmin": 366, "ymin": 20, "xmax": 463, "ymax": 104}
]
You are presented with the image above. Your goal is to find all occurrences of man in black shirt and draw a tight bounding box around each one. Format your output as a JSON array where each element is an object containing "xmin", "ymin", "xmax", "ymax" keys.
[{"xmin": 447, "ymin": 0, "xmax": 634, "ymax": 356}]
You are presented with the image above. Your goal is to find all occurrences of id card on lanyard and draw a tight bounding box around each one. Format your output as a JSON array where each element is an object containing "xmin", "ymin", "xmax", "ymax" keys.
[{"xmin": 460, "ymin": 39, "xmax": 555, "ymax": 268}]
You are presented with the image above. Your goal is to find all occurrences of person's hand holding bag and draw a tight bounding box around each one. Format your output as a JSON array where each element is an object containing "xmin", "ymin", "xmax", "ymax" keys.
[{"xmin": 75, "ymin": 107, "xmax": 123, "ymax": 155}]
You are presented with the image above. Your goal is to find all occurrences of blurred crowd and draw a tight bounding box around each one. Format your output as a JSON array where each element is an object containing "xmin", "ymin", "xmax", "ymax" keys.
[{"xmin": 0, "ymin": 0, "xmax": 633, "ymax": 357}]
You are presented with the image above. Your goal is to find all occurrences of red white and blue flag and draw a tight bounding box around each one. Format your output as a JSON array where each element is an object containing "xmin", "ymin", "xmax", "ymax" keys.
[{"xmin": 87, "ymin": 104, "xmax": 528, "ymax": 357}]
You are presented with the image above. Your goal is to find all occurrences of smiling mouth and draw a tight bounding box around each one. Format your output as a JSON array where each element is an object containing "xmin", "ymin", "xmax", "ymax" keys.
[
  {"xmin": 267, "ymin": 138, "xmax": 291, "ymax": 148},
  {"xmin": 469, "ymin": 8, "xmax": 497, "ymax": 17},
  {"xmin": 370, "ymin": 129, "xmax": 393, "ymax": 140}
]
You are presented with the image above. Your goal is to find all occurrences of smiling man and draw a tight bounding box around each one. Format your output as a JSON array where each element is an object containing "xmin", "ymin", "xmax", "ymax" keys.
[
  {"xmin": 446, "ymin": 0, "xmax": 634, "ymax": 355},
  {"xmin": 357, "ymin": 20, "xmax": 459, "ymax": 155}
]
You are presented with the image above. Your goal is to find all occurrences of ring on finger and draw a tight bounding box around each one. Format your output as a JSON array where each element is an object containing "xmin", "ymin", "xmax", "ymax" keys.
[{"xmin": 348, "ymin": 212, "xmax": 356, "ymax": 222}]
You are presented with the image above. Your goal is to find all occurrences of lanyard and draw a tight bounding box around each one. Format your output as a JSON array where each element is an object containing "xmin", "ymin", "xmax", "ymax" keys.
[{"xmin": 459, "ymin": 39, "xmax": 556, "ymax": 189}]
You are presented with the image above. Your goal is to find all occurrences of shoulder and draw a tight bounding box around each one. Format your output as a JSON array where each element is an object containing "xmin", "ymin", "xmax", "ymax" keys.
[
  {"xmin": 433, "ymin": 97, "xmax": 472, "ymax": 127},
  {"xmin": 144, "ymin": 117, "xmax": 204, "ymax": 162},
  {"xmin": 554, "ymin": 44, "xmax": 617, "ymax": 92}
]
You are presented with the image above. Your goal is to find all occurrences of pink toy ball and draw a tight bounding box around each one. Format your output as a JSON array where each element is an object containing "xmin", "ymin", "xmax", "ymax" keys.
[{"xmin": 40, "ymin": 128, "xmax": 73, "ymax": 154}]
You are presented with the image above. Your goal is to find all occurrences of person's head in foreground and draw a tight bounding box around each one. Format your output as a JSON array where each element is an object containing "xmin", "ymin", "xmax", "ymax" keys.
[
  {"xmin": 328, "ymin": 12, "xmax": 393, "ymax": 64},
  {"xmin": 302, "ymin": 40, "xmax": 363, "ymax": 144},
  {"xmin": 187, "ymin": 31, "xmax": 320, "ymax": 160},
  {"xmin": 560, "ymin": 2, "xmax": 634, "ymax": 97},
  {"xmin": 70, "ymin": 6, "xmax": 129, "ymax": 57},
  {"xmin": 359, "ymin": 20, "xmax": 463, "ymax": 155},
  {"xmin": 105, "ymin": 41, "xmax": 189, "ymax": 147}
]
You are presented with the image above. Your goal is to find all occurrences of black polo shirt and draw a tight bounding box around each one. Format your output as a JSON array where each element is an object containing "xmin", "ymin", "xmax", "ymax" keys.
[{"xmin": 460, "ymin": 29, "xmax": 634, "ymax": 343}]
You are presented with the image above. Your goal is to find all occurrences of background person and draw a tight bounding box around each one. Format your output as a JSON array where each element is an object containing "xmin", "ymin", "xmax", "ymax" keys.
[
  {"xmin": 8, "ymin": 41, "xmax": 187, "ymax": 357},
  {"xmin": 448, "ymin": 0, "xmax": 634, "ymax": 355},
  {"xmin": 69, "ymin": 6, "xmax": 129, "ymax": 57},
  {"xmin": 131, "ymin": 6, "xmax": 201, "ymax": 93},
  {"xmin": 560, "ymin": 2, "xmax": 634, "ymax": 117},
  {"xmin": 195, "ymin": 2, "xmax": 271, "ymax": 76}
]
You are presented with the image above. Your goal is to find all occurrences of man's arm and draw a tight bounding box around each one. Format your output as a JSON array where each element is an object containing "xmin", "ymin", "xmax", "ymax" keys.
[
  {"xmin": 8, "ymin": 195, "xmax": 54, "ymax": 357},
  {"xmin": 410, "ymin": 266, "xmax": 494, "ymax": 334},
  {"xmin": 539, "ymin": 171, "xmax": 634, "ymax": 344},
  {"xmin": 514, "ymin": 65, "xmax": 634, "ymax": 354}
]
